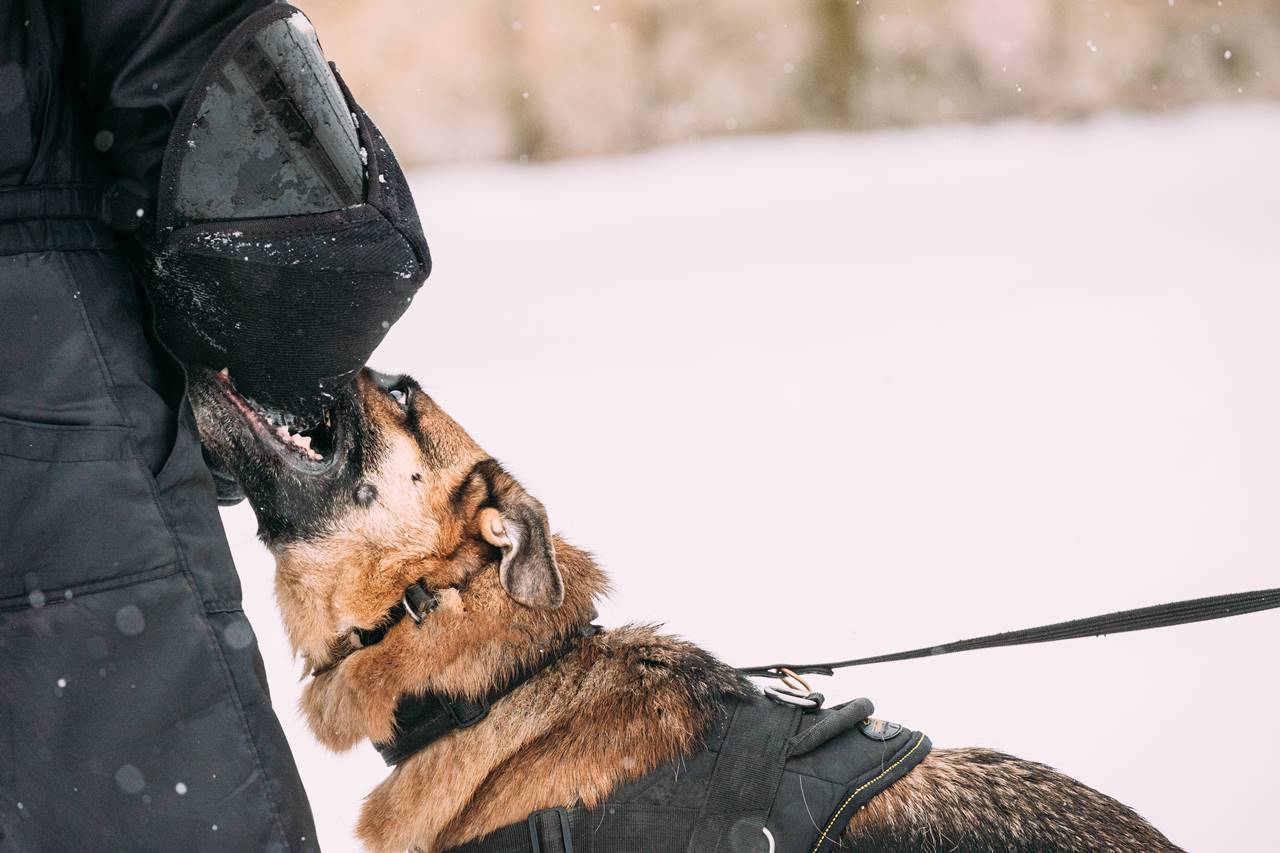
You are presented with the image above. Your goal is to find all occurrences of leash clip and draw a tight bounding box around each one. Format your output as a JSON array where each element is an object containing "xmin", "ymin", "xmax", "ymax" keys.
[{"xmin": 764, "ymin": 667, "xmax": 825, "ymax": 710}]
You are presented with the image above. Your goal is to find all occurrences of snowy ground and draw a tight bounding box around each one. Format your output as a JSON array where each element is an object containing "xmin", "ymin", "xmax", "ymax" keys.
[{"xmin": 222, "ymin": 104, "xmax": 1280, "ymax": 852}]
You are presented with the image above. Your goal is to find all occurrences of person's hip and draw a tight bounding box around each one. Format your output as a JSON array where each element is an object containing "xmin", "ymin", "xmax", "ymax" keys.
[{"xmin": 0, "ymin": 243, "xmax": 238, "ymax": 604}]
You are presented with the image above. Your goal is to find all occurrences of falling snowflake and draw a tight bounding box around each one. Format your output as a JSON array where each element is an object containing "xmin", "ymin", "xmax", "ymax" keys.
[
  {"xmin": 115, "ymin": 605, "xmax": 146, "ymax": 636},
  {"xmin": 115, "ymin": 764, "xmax": 146, "ymax": 795}
]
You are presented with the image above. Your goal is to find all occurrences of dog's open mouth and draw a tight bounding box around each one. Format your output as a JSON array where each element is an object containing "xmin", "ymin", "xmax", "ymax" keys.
[{"xmin": 211, "ymin": 369, "xmax": 339, "ymax": 470}]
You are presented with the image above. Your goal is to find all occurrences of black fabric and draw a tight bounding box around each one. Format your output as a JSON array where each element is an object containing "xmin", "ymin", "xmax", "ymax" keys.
[
  {"xmin": 2, "ymin": 0, "xmax": 318, "ymax": 848},
  {"xmin": 162, "ymin": 10, "xmax": 363, "ymax": 223},
  {"xmin": 447, "ymin": 694, "xmax": 931, "ymax": 853},
  {"xmin": 375, "ymin": 625, "xmax": 601, "ymax": 767},
  {"xmin": 686, "ymin": 698, "xmax": 799, "ymax": 853},
  {"xmin": 456, "ymin": 805, "xmax": 700, "ymax": 853},
  {"xmin": 140, "ymin": 4, "xmax": 431, "ymax": 420}
]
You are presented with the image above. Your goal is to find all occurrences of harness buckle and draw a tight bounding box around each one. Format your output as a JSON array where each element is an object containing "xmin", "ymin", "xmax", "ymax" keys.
[{"xmin": 527, "ymin": 807, "xmax": 573, "ymax": 853}]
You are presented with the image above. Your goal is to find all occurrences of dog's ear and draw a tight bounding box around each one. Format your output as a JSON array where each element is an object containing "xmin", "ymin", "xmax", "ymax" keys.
[{"xmin": 477, "ymin": 493, "xmax": 563, "ymax": 609}]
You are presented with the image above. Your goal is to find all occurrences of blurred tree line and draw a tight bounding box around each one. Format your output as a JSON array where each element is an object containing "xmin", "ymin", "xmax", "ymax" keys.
[{"xmin": 303, "ymin": 0, "xmax": 1280, "ymax": 165}]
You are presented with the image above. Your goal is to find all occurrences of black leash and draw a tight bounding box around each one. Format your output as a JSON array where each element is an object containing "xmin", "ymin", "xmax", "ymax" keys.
[{"xmin": 739, "ymin": 586, "xmax": 1280, "ymax": 680}]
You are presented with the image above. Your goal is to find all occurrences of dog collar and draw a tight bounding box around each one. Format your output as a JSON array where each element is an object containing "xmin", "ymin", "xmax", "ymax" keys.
[
  {"xmin": 308, "ymin": 580, "xmax": 439, "ymax": 678},
  {"xmin": 353, "ymin": 579, "xmax": 439, "ymax": 648},
  {"xmin": 373, "ymin": 623, "xmax": 601, "ymax": 767}
]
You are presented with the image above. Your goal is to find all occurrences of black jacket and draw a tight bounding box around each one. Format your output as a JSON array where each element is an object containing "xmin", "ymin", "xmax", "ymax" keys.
[{"xmin": 0, "ymin": 1, "xmax": 348, "ymax": 849}]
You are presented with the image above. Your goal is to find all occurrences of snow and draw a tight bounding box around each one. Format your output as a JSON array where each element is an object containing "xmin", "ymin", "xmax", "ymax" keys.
[
  {"xmin": 224, "ymin": 103, "xmax": 1280, "ymax": 852},
  {"xmin": 114, "ymin": 604, "xmax": 145, "ymax": 636}
]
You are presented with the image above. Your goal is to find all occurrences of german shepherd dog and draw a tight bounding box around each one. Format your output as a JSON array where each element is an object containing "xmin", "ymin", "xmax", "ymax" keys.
[{"xmin": 190, "ymin": 368, "xmax": 1182, "ymax": 853}]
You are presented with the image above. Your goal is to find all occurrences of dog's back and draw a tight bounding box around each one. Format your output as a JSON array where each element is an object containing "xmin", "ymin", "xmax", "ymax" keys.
[{"xmin": 846, "ymin": 746, "xmax": 1184, "ymax": 852}]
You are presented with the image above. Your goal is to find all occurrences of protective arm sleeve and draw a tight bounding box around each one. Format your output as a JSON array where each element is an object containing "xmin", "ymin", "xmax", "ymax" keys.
[
  {"xmin": 70, "ymin": 2, "xmax": 431, "ymax": 420},
  {"xmin": 68, "ymin": 0, "xmax": 275, "ymax": 207}
]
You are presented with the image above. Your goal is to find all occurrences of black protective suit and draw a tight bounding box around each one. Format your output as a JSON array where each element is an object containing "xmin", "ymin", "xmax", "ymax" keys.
[{"xmin": 0, "ymin": 1, "xmax": 426, "ymax": 849}]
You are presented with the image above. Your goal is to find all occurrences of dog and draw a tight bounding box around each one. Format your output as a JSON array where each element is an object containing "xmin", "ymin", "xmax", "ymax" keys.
[{"xmin": 191, "ymin": 368, "xmax": 1183, "ymax": 852}]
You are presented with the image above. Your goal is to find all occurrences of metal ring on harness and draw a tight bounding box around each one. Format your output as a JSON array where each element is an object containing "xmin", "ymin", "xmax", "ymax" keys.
[
  {"xmin": 779, "ymin": 668, "xmax": 811, "ymax": 694},
  {"xmin": 763, "ymin": 667, "xmax": 825, "ymax": 709}
]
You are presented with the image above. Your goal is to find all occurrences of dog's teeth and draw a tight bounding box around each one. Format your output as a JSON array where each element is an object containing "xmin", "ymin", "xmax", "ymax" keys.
[
  {"xmin": 218, "ymin": 367, "xmax": 230, "ymax": 378},
  {"xmin": 270, "ymin": 417, "xmax": 322, "ymax": 460}
]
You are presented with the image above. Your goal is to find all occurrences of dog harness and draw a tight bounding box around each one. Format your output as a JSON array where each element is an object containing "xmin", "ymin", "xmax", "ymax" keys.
[
  {"xmin": 443, "ymin": 693, "xmax": 929, "ymax": 853},
  {"xmin": 357, "ymin": 582, "xmax": 931, "ymax": 853}
]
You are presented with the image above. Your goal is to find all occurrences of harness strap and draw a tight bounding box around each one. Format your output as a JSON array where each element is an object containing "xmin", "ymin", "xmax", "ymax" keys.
[
  {"xmin": 686, "ymin": 698, "xmax": 799, "ymax": 853},
  {"xmin": 448, "ymin": 804, "xmax": 700, "ymax": 853},
  {"xmin": 447, "ymin": 698, "xmax": 801, "ymax": 853},
  {"xmin": 375, "ymin": 624, "xmax": 602, "ymax": 767},
  {"xmin": 740, "ymin": 586, "xmax": 1280, "ymax": 680}
]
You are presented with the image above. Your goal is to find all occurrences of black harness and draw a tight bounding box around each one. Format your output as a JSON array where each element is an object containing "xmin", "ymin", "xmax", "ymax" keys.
[
  {"xmin": 447, "ymin": 694, "xmax": 929, "ymax": 853},
  {"xmin": 350, "ymin": 581, "xmax": 931, "ymax": 853}
]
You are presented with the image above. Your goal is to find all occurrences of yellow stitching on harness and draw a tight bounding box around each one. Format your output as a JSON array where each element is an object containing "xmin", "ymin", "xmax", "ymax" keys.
[{"xmin": 808, "ymin": 732, "xmax": 928, "ymax": 853}]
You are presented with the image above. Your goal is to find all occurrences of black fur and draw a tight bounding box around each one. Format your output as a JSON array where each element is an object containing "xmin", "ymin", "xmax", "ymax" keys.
[{"xmin": 190, "ymin": 376, "xmax": 385, "ymax": 543}]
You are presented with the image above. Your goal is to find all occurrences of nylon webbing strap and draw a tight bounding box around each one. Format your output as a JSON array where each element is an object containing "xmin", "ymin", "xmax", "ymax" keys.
[
  {"xmin": 739, "ymin": 586, "xmax": 1280, "ymax": 679},
  {"xmin": 685, "ymin": 698, "xmax": 799, "ymax": 853},
  {"xmin": 445, "ymin": 699, "xmax": 800, "ymax": 853},
  {"xmin": 446, "ymin": 804, "xmax": 699, "ymax": 852},
  {"xmin": 376, "ymin": 625, "xmax": 601, "ymax": 767}
]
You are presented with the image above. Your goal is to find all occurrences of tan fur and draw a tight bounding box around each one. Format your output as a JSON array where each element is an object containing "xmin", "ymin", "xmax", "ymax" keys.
[
  {"xmin": 248, "ymin": 376, "xmax": 707, "ymax": 850},
  {"xmin": 845, "ymin": 747, "xmax": 1184, "ymax": 851}
]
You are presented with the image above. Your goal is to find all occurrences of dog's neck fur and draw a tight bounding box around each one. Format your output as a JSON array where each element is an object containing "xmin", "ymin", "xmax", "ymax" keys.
[{"xmin": 345, "ymin": 548, "xmax": 751, "ymax": 853}]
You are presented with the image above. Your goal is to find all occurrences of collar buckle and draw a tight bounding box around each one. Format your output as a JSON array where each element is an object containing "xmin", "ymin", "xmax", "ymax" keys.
[{"xmin": 402, "ymin": 581, "xmax": 438, "ymax": 624}]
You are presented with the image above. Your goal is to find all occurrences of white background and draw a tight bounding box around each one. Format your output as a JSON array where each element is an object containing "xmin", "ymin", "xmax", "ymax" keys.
[{"xmin": 222, "ymin": 104, "xmax": 1280, "ymax": 852}]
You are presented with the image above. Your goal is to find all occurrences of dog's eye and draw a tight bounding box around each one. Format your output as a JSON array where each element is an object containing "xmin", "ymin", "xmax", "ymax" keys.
[{"xmin": 389, "ymin": 388, "xmax": 408, "ymax": 408}]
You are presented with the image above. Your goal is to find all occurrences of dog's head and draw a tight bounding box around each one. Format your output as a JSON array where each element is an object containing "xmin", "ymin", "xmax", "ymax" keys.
[{"xmin": 190, "ymin": 368, "xmax": 604, "ymax": 746}]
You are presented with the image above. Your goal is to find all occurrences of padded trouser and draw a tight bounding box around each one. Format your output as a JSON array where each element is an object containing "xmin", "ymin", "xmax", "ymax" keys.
[{"xmin": 0, "ymin": 211, "xmax": 319, "ymax": 851}]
